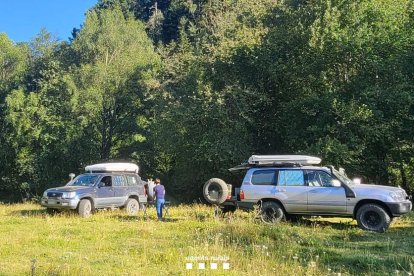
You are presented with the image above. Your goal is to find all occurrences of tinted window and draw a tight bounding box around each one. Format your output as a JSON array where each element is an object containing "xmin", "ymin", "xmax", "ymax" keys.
[
  {"xmin": 113, "ymin": 175, "xmax": 126, "ymax": 187},
  {"xmin": 251, "ymin": 170, "xmax": 276, "ymax": 185},
  {"xmin": 307, "ymin": 171, "xmax": 334, "ymax": 187},
  {"xmin": 100, "ymin": 176, "xmax": 112, "ymax": 187},
  {"xmin": 68, "ymin": 174, "xmax": 99, "ymax": 187},
  {"xmin": 126, "ymin": 175, "xmax": 138, "ymax": 186},
  {"xmin": 278, "ymin": 170, "xmax": 304, "ymax": 186}
]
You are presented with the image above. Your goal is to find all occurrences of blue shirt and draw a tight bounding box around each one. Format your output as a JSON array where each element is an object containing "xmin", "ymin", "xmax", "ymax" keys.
[{"xmin": 154, "ymin": 184, "xmax": 165, "ymax": 200}]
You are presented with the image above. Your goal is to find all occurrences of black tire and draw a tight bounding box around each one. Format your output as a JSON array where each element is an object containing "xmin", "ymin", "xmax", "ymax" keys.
[
  {"xmin": 356, "ymin": 203, "xmax": 391, "ymax": 232},
  {"xmin": 261, "ymin": 201, "xmax": 285, "ymax": 223},
  {"xmin": 78, "ymin": 199, "xmax": 93, "ymax": 218},
  {"xmin": 203, "ymin": 178, "xmax": 229, "ymax": 205},
  {"xmin": 125, "ymin": 198, "xmax": 139, "ymax": 215}
]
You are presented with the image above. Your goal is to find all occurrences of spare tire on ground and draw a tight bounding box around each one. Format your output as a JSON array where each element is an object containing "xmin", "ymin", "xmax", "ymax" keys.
[{"xmin": 203, "ymin": 178, "xmax": 229, "ymax": 205}]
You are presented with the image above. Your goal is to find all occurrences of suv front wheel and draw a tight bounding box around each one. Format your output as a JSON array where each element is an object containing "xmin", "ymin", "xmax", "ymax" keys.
[
  {"xmin": 260, "ymin": 201, "xmax": 285, "ymax": 223},
  {"xmin": 78, "ymin": 199, "xmax": 93, "ymax": 218},
  {"xmin": 356, "ymin": 203, "xmax": 391, "ymax": 232}
]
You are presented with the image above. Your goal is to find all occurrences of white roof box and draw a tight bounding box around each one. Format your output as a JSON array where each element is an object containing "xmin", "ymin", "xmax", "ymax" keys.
[
  {"xmin": 85, "ymin": 163, "xmax": 139, "ymax": 173},
  {"xmin": 248, "ymin": 155, "xmax": 321, "ymax": 165}
]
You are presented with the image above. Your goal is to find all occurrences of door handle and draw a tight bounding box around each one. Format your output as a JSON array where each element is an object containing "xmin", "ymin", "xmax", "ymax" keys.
[
  {"xmin": 276, "ymin": 189, "xmax": 286, "ymax": 192},
  {"xmin": 309, "ymin": 190, "xmax": 319, "ymax": 193}
]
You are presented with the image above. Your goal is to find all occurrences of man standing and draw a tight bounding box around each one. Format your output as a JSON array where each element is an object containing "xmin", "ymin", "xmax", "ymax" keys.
[{"xmin": 153, "ymin": 178, "xmax": 166, "ymax": 221}]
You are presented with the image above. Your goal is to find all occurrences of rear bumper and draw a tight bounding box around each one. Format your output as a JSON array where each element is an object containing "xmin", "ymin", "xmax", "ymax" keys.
[
  {"xmin": 41, "ymin": 197, "xmax": 79, "ymax": 209},
  {"xmin": 386, "ymin": 201, "xmax": 412, "ymax": 216}
]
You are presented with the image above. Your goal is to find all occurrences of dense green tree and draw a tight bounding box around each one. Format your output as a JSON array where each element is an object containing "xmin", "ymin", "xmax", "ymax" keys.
[
  {"xmin": 1, "ymin": 0, "xmax": 414, "ymax": 201},
  {"xmin": 0, "ymin": 34, "xmax": 29, "ymax": 199},
  {"xmin": 71, "ymin": 6, "xmax": 160, "ymax": 160}
]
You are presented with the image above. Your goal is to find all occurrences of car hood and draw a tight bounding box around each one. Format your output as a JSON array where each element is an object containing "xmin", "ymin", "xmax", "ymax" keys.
[
  {"xmin": 351, "ymin": 183, "xmax": 402, "ymax": 193},
  {"xmin": 47, "ymin": 186, "xmax": 92, "ymax": 192}
]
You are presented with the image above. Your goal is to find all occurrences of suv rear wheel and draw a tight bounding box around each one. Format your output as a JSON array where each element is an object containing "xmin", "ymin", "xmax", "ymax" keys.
[
  {"xmin": 261, "ymin": 201, "xmax": 285, "ymax": 223},
  {"xmin": 125, "ymin": 198, "xmax": 139, "ymax": 215},
  {"xmin": 356, "ymin": 203, "xmax": 391, "ymax": 232}
]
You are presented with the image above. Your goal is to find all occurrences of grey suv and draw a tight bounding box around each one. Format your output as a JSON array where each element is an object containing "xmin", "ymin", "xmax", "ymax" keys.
[
  {"xmin": 203, "ymin": 155, "xmax": 412, "ymax": 232},
  {"xmin": 41, "ymin": 163, "xmax": 148, "ymax": 217}
]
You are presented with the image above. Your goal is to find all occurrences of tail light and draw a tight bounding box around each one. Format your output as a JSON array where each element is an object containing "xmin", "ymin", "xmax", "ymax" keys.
[
  {"xmin": 144, "ymin": 184, "xmax": 148, "ymax": 196},
  {"xmin": 226, "ymin": 184, "xmax": 232, "ymax": 200},
  {"xmin": 240, "ymin": 190, "xmax": 245, "ymax": 200}
]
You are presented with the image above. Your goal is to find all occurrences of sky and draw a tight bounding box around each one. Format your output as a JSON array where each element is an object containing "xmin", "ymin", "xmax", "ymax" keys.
[{"xmin": 0, "ymin": 0, "xmax": 98, "ymax": 43}]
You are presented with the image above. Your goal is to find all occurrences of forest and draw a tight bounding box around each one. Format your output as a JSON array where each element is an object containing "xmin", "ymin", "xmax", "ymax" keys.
[{"xmin": 1, "ymin": 0, "xmax": 414, "ymax": 202}]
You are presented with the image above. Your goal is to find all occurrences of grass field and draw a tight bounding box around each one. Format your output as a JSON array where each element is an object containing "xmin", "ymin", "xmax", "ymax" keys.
[{"xmin": 0, "ymin": 203, "xmax": 413, "ymax": 275}]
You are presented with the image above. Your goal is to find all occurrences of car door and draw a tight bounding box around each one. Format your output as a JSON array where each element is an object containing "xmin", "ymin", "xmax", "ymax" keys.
[
  {"xmin": 277, "ymin": 169, "xmax": 309, "ymax": 213},
  {"xmin": 125, "ymin": 174, "xmax": 147, "ymax": 203},
  {"xmin": 306, "ymin": 170, "xmax": 347, "ymax": 213},
  {"xmin": 112, "ymin": 175, "xmax": 129, "ymax": 206},
  {"xmin": 95, "ymin": 175, "xmax": 115, "ymax": 208},
  {"xmin": 242, "ymin": 169, "xmax": 277, "ymax": 203}
]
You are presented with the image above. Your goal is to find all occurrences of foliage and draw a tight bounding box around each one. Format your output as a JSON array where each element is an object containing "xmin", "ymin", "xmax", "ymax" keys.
[{"xmin": 1, "ymin": 0, "xmax": 414, "ymax": 200}]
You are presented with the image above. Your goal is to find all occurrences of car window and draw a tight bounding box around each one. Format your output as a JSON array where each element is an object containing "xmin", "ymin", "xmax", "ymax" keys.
[
  {"xmin": 307, "ymin": 170, "xmax": 334, "ymax": 187},
  {"xmin": 112, "ymin": 175, "xmax": 126, "ymax": 187},
  {"xmin": 100, "ymin": 176, "xmax": 112, "ymax": 187},
  {"xmin": 251, "ymin": 170, "xmax": 277, "ymax": 185},
  {"xmin": 68, "ymin": 174, "xmax": 99, "ymax": 187},
  {"xmin": 126, "ymin": 175, "xmax": 138, "ymax": 186},
  {"xmin": 278, "ymin": 170, "xmax": 304, "ymax": 186}
]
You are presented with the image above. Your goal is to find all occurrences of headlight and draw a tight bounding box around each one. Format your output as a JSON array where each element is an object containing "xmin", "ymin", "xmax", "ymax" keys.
[
  {"xmin": 389, "ymin": 192, "xmax": 405, "ymax": 201},
  {"xmin": 62, "ymin": 192, "xmax": 77, "ymax": 199},
  {"xmin": 43, "ymin": 191, "xmax": 48, "ymax": 197}
]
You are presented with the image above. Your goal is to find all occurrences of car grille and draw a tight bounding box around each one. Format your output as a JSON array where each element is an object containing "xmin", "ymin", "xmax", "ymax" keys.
[{"xmin": 47, "ymin": 192, "xmax": 63, "ymax": 198}]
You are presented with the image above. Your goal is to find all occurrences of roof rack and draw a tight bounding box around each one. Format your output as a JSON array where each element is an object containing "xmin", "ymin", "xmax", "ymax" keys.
[
  {"xmin": 85, "ymin": 163, "xmax": 139, "ymax": 173},
  {"xmin": 248, "ymin": 155, "xmax": 321, "ymax": 165},
  {"xmin": 228, "ymin": 155, "xmax": 322, "ymax": 172}
]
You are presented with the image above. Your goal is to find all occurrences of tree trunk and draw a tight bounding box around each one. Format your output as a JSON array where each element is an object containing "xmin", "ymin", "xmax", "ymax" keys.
[{"xmin": 399, "ymin": 162, "xmax": 410, "ymax": 194}]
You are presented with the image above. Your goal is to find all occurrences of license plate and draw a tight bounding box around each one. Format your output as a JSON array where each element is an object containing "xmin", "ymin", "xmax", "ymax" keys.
[{"xmin": 47, "ymin": 199, "xmax": 57, "ymax": 205}]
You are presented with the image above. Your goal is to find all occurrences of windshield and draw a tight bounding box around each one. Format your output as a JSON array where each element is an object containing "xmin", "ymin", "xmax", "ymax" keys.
[
  {"xmin": 67, "ymin": 174, "xmax": 99, "ymax": 187},
  {"xmin": 332, "ymin": 168, "xmax": 353, "ymax": 186}
]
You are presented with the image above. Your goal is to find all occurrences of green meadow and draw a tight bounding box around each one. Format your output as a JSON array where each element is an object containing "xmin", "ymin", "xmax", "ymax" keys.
[{"xmin": 0, "ymin": 203, "xmax": 413, "ymax": 275}]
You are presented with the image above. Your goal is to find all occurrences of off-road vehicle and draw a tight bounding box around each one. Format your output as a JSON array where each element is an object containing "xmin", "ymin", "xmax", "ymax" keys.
[
  {"xmin": 203, "ymin": 155, "xmax": 412, "ymax": 232},
  {"xmin": 41, "ymin": 163, "xmax": 148, "ymax": 217}
]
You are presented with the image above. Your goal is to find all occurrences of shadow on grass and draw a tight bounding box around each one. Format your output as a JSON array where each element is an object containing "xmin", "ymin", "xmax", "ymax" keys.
[
  {"xmin": 8, "ymin": 209, "xmax": 47, "ymax": 217},
  {"xmin": 291, "ymin": 217, "xmax": 357, "ymax": 230},
  {"xmin": 112, "ymin": 215, "xmax": 180, "ymax": 223},
  {"xmin": 8, "ymin": 209, "xmax": 76, "ymax": 217}
]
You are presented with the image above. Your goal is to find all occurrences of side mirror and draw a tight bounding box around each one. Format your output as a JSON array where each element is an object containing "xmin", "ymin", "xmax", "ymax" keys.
[
  {"xmin": 98, "ymin": 182, "xmax": 105, "ymax": 188},
  {"xmin": 332, "ymin": 179, "xmax": 341, "ymax": 187},
  {"xmin": 353, "ymin": 178, "xmax": 361, "ymax": 185}
]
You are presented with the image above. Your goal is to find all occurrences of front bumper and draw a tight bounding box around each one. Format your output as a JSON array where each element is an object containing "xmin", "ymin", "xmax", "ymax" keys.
[
  {"xmin": 41, "ymin": 197, "xmax": 79, "ymax": 209},
  {"xmin": 386, "ymin": 201, "xmax": 412, "ymax": 216}
]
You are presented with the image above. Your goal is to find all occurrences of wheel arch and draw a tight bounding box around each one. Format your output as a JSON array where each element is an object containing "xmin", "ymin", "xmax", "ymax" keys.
[
  {"xmin": 128, "ymin": 194, "xmax": 139, "ymax": 201},
  {"xmin": 353, "ymin": 199, "xmax": 392, "ymax": 218},
  {"xmin": 127, "ymin": 194, "xmax": 140, "ymax": 206},
  {"xmin": 78, "ymin": 197, "xmax": 95, "ymax": 209},
  {"xmin": 257, "ymin": 198, "xmax": 288, "ymax": 214}
]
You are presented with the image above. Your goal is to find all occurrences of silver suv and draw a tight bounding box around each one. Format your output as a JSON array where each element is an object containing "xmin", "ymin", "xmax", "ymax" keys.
[
  {"xmin": 203, "ymin": 155, "xmax": 412, "ymax": 232},
  {"xmin": 41, "ymin": 163, "xmax": 148, "ymax": 217}
]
